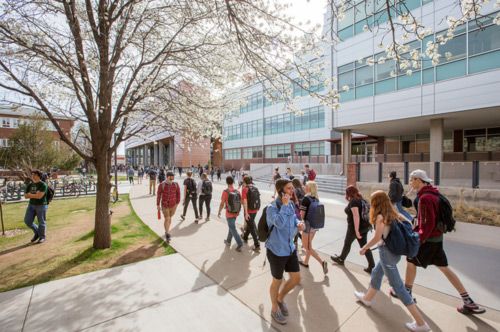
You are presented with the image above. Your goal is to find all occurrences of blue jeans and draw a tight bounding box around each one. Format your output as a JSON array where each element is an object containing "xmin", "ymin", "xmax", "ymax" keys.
[
  {"xmin": 395, "ymin": 200, "xmax": 413, "ymax": 222},
  {"xmin": 24, "ymin": 204, "xmax": 48, "ymax": 238},
  {"xmin": 370, "ymin": 245, "xmax": 414, "ymax": 306},
  {"xmin": 226, "ymin": 217, "xmax": 243, "ymax": 246}
]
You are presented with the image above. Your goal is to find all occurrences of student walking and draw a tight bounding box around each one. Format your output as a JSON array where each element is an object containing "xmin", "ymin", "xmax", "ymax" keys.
[
  {"xmin": 181, "ymin": 171, "xmax": 200, "ymax": 222},
  {"xmin": 24, "ymin": 170, "xmax": 49, "ymax": 244},
  {"xmin": 127, "ymin": 167, "xmax": 135, "ymax": 185},
  {"xmin": 210, "ymin": 168, "xmax": 215, "ymax": 182},
  {"xmin": 304, "ymin": 164, "xmax": 316, "ymax": 182},
  {"xmin": 157, "ymin": 171, "xmax": 180, "ymax": 242},
  {"xmin": 354, "ymin": 190, "xmax": 430, "ymax": 332},
  {"xmin": 266, "ymin": 179, "xmax": 305, "ymax": 325},
  {"xmin": 241, "ymin": 176, "xmax": 260, "ymax": 251},
  {"xmin": 198, "ymin": 173, "xmax": 213, "ymax": 222},
  {"xmin": 158, "ymin": 168, "xmax": 166, "ymax": 183},
  {"xmin": 216, "ymin": 168, "xmax": 221, "ymax": 181},
  {"xmin": 148, "ymin": 167, "xmax": 158, "ymax": 195},
  {"xmin": 390, "ymin": 169, "xmax": 486, "ymax": 315},
  {"xmin": 388, "ymin": 171, "xmax": 412, "ymax": 221},
  {"xmin": 331, "ymin": 185, "xmax": 375, "ymax": 274},
  {"xmin": 217, "ymin": 176, "xmax": 243, "ymax": 252},
  {"xmin": 299, "ymin": 182, "xmax": 328, "ymax": 274},
  {"xmin": 138, "ymin": 167, "xmax": 144, "ymax": 184}
]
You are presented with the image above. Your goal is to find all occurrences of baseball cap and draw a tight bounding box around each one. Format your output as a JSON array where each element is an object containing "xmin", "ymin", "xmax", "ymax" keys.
[
  {"xmin": 166, "ymin": 171, "xmax": 175, "ymax": 177},
  {"xmin": 409, "ymin": 169, "xmax": 433, "ymax": 183}
]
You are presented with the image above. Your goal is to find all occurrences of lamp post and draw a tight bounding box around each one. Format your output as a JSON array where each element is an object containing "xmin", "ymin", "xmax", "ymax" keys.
[{"xmin": 114, "ymin": 133, "xmax": 118, "ymax": 191}]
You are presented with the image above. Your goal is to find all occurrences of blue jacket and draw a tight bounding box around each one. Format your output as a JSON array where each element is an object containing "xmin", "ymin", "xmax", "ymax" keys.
[{"xmin": 265, "ymin": 198, "xmax": 299, "ymax": 256}]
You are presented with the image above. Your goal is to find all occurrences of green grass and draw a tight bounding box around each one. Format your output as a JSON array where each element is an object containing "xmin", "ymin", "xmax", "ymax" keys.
[{"xmin": 0, "ymin": 195, "xmax": 175, "ymax": 292}]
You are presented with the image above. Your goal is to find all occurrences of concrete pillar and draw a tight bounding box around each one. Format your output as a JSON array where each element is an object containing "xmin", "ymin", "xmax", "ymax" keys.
[
  {"xmin": 430, "ymin": 118, "xmax": 444, "ymax": 162},
  {"xmin": 170, "ymin": 139, "xmax": 175, "ymax": 167},
  {"xmin": 143, "ymin": 145, "xmax": 148, "ymax": 166},
  {"xmin": 158, "ymin": 141, "xmax": 164, "ymax": 167},
  {"xmin": 341, "ymin": 129, "xmax": 352, "ymax": 175},
  {"xmin": 153, "ymin": 142, "xmax": 159, "ymax": 166}
]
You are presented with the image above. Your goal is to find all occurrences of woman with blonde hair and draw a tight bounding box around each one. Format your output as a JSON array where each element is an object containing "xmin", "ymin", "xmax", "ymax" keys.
[
  {"xmin": 354, "ymin": 190, "xmax": 430, "ymax": 332},
  {"xmin": 299, "ymin": 181, "xmax": 328, "ymax": 275}
]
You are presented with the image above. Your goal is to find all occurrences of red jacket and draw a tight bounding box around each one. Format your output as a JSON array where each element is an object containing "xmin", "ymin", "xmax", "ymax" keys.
[
  {"xmin": 415, "ymin": 185, "xmax": 442, "ymax": 242},
  {"xmin": 157, "ymin": 181, "xmax": 180, "ymax": 208}
]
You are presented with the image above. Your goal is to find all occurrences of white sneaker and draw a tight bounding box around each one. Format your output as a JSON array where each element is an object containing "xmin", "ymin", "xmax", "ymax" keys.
[
  {"xmin": 354, "ymin": 291, "xmax": 372, "ymax": 307},
  {"xmin": 405, "ymin": 321, "xmax": 431, "ymax": 332}
]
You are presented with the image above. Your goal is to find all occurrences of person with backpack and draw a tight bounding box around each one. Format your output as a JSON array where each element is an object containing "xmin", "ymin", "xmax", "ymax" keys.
[
  {"xmin": 210, "ymin": 168, "xmax": 215, "ymax": 182},
  {"xmin": 265, "ymin": 179, "xmax": 305, "ymax": 325},
  {"xmin": 298, "ymin": 181, "xmax": 328, "ymax": 274},
  {"xmin": 181, "ymin": 171, "xmax": 200, "ymax": 223},
  {"xmin": 354, "ymin": 190, "xmax": 430, "ymax": 332},
  {"xmin": 388, "ymin": 171, "xmax": 413, "ymax": 221},
  {"xmin": 217, "ymin": 176, "xmax": 243, "ymax": 252},
  {"xmin": 304, "ymin": 164, "xmax": 316, "ymax": 182},
  {"xmin": 24, "ymin": 170, "xmax": 49, "ymax": 244},
  {"xmin": 241, "ymin": 176, "xmax": 260, "ymax": 251},
  {"xmin": 138, "ymin": 167, "xmax": 144, "ymax": 184},
  {"xmin": 331, "ymin": 185, "xmax": 375, "ymax": 274},
  {"xmin": 157, "ymin": 171, "xmax": 180, "ymax": 242},
  {"xmin": 148, "ymin": 167, "xmax": 158, "ymax": 195},
  {"xmin": 197, "ymin": 173, "xmax": 212, "ymax": 222},
  {"xmin": 389, "ymin": 169, "xmax": 486, "ymax": 315},
  {"xmin": 158, "ymin": 168, "xmax": 166, "ymax": 183},
  {"xmin": 216, "ymin": 168, "xmax": 221, "ymax": 181}
]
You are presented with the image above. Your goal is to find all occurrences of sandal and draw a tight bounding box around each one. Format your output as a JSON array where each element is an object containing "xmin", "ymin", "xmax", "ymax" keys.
[
  {"xmin": 457, "ymin": 304, "xmax": 486, "ymax": 315},
  {"xmin": 299, "ymin": 261, "xmax": 309, "ymax": 268}
]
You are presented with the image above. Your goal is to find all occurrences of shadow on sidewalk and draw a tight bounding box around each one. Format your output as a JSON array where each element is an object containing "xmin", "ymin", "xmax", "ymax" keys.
[
  {"xmin": 170, "ymin": 219, "xmax": 203, "ymax": 238},
  {"xmin": 112, "ymin": 238, "xmax": 169, "ymax": 267},
  {"xmin": 0, "ymin": 243, "xmax": 32, "ymax": 257}
]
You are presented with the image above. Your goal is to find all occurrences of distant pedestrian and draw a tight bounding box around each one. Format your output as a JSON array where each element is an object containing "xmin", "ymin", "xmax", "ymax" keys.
[
  {"xmin": 292, "ymin": 178, "xmax": 305, "ymax": 203},
  {"xmin": 216, "ymin": 168, "xmax": 222, "ymax": 181},
  {"xmin": 331, "ymin": 185, "xmax": 375, "ymax": 274},
  {"xmin": 138, "ymin": 167, "xmax": 144, "ymax": 184},
  {"xmin": 391, "ymin": 170, "xmax": 486, "ymax": 315},
  {"xmin": 127, "ymin": 167, "xmax": 134, "ymax": 185},
  {"xmin": 299, "ymin": 181, "xmax": 328, "ymax": 274},
  {"xmin": 24, "ymin": 170, "xmax": 49, "ymax": 244},
  {"xmin": 271, "ymin": 167, "xmax": 281, "ymax": 198},
  {"xmin": 217, "ymin": 176, "xmax": 243, "ymax": 252},
  {"xmin": 241, "ymin": 176, "xmax": 260, "ymax": 251},
  {"xmin": 300, "ymin": 170, "xmax": 307, "ymax": 185},
  {"xmin": 284, "ymin": 167, "xmax": 294, "ymax": 180},
  {"xmin": 157, "ymin": 171, "xmax": 180, "ymax": 242},
  {"xmin": 158, "ymin": 168, "xmax": 166, "ymax": 183},
  {"xmin": 181, "ymin": 171, "xmax": 200, "ymax": 222},
  {"xmin": 198, "ymin": 173, "xmax": 213, "ymax": 222},
  {"xmin": 388, "ymin": 171, "xmax": 413, "ymax": 221},
  {"xmin": 148, "ymin": 167, "xmax": 158, "ymax": 195},
  {"xmin": 304, "ymin": 164, "xmax": 316, "ymax": 182},
  {"xmin": 354, "ymin": 190, "xmax": 430, "ymax": 332},
  {"xmin": 178, "ymin": 166, "xmax": 183, "ymax": 177},
  {"xmin": 210, "ymin": 168, "xmax": 215, "ymax": 182},
  {"xmin": 266, "ymin": 179, "xmax": 305, "ymax": 325}
]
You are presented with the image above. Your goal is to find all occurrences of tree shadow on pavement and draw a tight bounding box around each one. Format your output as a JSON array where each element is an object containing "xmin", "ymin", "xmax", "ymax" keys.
[
  {"xmin": 463, "ymin": 314, "xmax": 500, "ymax": 332},
  {"xmin": 0, "ymin": 243, "xmax": 32, "ymax": 257},
  {"xmin": 170, "ymin": 219, "xmax": 202, "ymax": 238},
  {"xmin": 112, "ymin": 238, "xmax": 168, "ymax": 267}
]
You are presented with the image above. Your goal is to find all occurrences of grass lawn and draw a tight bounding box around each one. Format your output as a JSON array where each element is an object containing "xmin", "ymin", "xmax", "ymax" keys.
[{"xmin": 0, "ymin": 195, "xmax": 175, "ymax": 293}]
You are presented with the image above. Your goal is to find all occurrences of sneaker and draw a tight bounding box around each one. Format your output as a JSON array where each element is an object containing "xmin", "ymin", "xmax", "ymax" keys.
[
  {"xmin": 224, "ymin": 239, "xmax": 230, "ymax": 247},
  {"xmin": 354, "ymin": 291, "xmax": 372, "ymax": 307},
  {"xmin": 331, "ymin": 255, "xmax": 345, "ymax": 265},
  {"xmin": 180, "ymin": 215, "xmax": 185, "ymax": 221},
  {"xmin": 457, "ymin": 303, "xmax": 486, "ymax": 315},
  {"xmin": 299, "ymin": 261, "xmax": 309, "ymax": 268},
  {"xmin": 277, "ymin": 301, "xmax": 289, "ymax": 316},
  {"xmin": 405, "ymin": 321, "xmax": 431, "ymax": 331},
  {"xmin": 271, "ymin": 310, "xmax": 287, "ymax": 325},
  {"xmin": 194, "ymin": 219, "xmax": 199, "ymax": 224},
  {"xmin": 322, "ymin": 261, "xmax": 328, "ymax": 274},
  {"xmin": 205, "ymin": 217, "xmax": 210, "ymax": 222},
  {"xmin": 389, "ymin": 288, "xmax": 417, "ymax": 303},
  {"xmin": 236, "ymin": 244, "xmax": 243, "ymax": 252},
  {"xmin": 37, "ymin": 237, "xmax": 46, "ymax": 244},
  {"xmin": 30, "ymin": 233, "xmax": 39, "ymax": 243}
]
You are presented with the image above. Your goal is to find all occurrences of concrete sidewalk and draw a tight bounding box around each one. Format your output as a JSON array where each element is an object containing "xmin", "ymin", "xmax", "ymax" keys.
[{"xmin": 128, "ymin": 179, "xmax": 500, "ymax": 331}]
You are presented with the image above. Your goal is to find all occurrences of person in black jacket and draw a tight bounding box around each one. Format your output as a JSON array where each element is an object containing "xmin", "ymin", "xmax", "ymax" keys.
[{"xmin": 388, "ymin": 171, "xmax": 412, "ymax": 221}]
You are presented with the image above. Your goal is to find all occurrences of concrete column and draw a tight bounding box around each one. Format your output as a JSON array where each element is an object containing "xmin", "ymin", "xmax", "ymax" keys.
[
  {"xmin": 430, "ymin": 118, "xmax": 444, "ymax": 162},
  {"xmin": 153, "ymin": 142, "xmax": 159, "ymax": 166},
  {"xmin": 170, "ymin": 139, "xmax": 175, "ymax": 167},
  {"xmin": 143, "ymin": 145, "xmax": 148, "ymax": 166},
  {"xmin": 342, "ymin": 129, "xmax": 352, "ymax": 175},
  {"xmin": 158, "ymin": 141, "xmax": 164, "ymax": 167}
]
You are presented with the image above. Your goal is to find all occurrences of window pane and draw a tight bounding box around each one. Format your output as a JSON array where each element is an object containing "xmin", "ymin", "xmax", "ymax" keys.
[
  {"xmin": 339, "ymin": 27, "xmax": 353, "ymax": 40},
  {"xmin": 436, "ymin": 59, "xmax": 466, "ymax": 81},
  {"xmin": 469, "ymin": 50, "xmax": 500, "ymax": 74},
  {"xmin": 339, "ymin": 71, "xmax": 355, "ymax": 88},
  {"xmin": 310, "ymin": 109, "xmax": 319, "ymax": 128},
  {"xmin": 398, "ymin": 71, "xmax": 421, "ymax": 89},
  {"xmin": 340, "ymin": 89, "xmax": 355, "ymax": 101},
  {"xmin": 356, "ymin": 84, "xmax": 373, "ymax": 98},
  {"xmin": 375, "ymin": 78, "xmax": 395, "ymax": 94},
  {"xmin": 376, "ymin": 56, "xmax": 395, "ymax": 81},
  {"xmin": 355, "ymin": 65, "xmax": 374, "ymax": 86},
  {"xmin": 338, "ymin": 62, "xmax": 354, "ymax": 73},
  {"xmin": 319, "ymin": 108, "xmax": 325, "ymax": 127},
  {"xmin": 469, "ymin": 23, "xmax": 500, "ymax": 56},
  {"xmin": 338, "ymin": 7, "xmax": 354, "ymax": 30},
  {"xmin": 438, "ymin": 33, "xmax": 466, "ymax": 63},
  {"xmin": 422, "ymin": 68, "xmax": 434, "ymax": 84}
]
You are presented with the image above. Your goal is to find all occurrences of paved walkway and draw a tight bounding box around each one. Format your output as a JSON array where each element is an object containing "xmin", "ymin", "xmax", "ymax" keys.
[{"xmin": 1, "ymin": 177, "xmax": 499, "ymax": 331}]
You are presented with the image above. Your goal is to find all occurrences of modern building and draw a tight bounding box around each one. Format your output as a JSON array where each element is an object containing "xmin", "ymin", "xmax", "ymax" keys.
[
  {"xmin": 223, "ymin": 1, "xmax": 500, "ymax": 178},
  {"xmin": 0, "ymin": 104, "xmax": 74, "ymax": 148}
]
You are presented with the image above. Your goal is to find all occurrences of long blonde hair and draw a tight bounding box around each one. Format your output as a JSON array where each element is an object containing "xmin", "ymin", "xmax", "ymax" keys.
[
  {"xmin": 305, "ymin": 181, "xmax": 319, "ymax": 199},
  {"xmin": 369, "ymin": 190, "xmax": 400, "ymax": 225}
]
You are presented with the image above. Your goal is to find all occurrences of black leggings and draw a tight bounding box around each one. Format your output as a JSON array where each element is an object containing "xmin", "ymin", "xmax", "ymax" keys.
[
  {"xmin": 198, "ymin": 195, "xmax": 212, "ymax": 218},
  {"xmin": 182, "ymin": 195, "xmax": 199, "ymax": 219},
  {"xmin": 242, "ymin": 212, "xmax": 259, "ymax": 246},
  {"xmin": 339, "ymin": 228, "xmax": 375, "ymax": 268}
]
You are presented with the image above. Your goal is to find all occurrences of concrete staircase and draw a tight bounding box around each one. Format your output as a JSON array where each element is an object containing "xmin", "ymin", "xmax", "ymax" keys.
[{"xmin": 252, "ymin": 174, "xmax": 347, "ymax": 195}]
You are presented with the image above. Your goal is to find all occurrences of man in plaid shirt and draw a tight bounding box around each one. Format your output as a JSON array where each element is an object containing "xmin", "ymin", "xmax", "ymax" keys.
[{"xmin": 157, "ymin": 171, "xmax": 180, "ymax": 242}]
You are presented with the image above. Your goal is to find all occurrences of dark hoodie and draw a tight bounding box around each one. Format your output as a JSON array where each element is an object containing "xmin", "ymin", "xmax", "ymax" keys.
[
  {"xmin": 415, "ymin": 185, "xmax": 442, "ymax": 243},
  {"xmin": 388, "ymin": 178, "xmax": 404, "ymax": 203}
]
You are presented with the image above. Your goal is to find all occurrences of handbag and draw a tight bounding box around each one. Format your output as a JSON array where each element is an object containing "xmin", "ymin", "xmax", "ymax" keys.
[{"xmin": 401, "ymin": 195, "xmax": 413, "ymax": 208}]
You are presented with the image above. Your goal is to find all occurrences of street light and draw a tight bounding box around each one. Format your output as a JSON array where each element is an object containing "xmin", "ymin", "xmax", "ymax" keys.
[{"xmin": 114, "ymin": 133, "xmax": 118, "ymax": 192}]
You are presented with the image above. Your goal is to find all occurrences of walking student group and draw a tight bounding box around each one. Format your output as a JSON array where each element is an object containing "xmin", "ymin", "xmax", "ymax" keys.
[{"xmin": 152, "ymin": 165, "xmax": 486, "ymax": 331}]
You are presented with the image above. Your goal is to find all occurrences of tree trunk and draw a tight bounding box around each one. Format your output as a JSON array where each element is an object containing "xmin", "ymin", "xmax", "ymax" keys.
[{"xmin": 93, "ymin": 154, "xmax": 112, "ymax": 249}]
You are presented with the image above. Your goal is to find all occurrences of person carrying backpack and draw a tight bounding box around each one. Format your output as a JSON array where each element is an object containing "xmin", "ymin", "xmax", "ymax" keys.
[
  {"xmin": 241, "ymin": 176, "xmax": 260, "ymax": 251},
  {"xmin": 331, "ymin": 185, "xmax": 375, "ymax": 274},
  {"xmin": 127, "ymin": 167, "xmax": 135, "ymax": 185},
  {"xmin": 354, "ymin": 190, "xmax": 430, "ymax": 332},
  {"xmin": 197, "ymin": 173, "xmax": 212, "ymax": 222},
  {"xmin": 388, "ymin": 171, "xmax": 412, "ymax": 221},
  {"xmin": 304, "ymin": 164, "xmax": 316, "ymax": 182},
  {"xmin": 158, "ymin": 168, "xmax": 166, "ymax": 183},
  {"xmin": 148, "ymin": 167, "xmax": 158, "ymax": 195},
  {"xmin": 298, "ymin": 181, "xmax": 327, "ymax": 274},
  {"xmin": 389, "ymin": 169, "xmax": 486, "ymax": 315},
  {"xmin": 157, "ymin": 171, "xmax": 180, "ymax": 242},
  {"xmin": 181, "ymin": 171, "xmax": 200, "ymax": 223},
  {"xmin": 266, "ymin": 179, "xmax": 305, "ymax": 325},
  {"xmin": 24, "ymin": 170, "xmax": 49, "ymax": 244},
  {"xmin": 217, "ymin": 176, "xmax": 243, "ymax": 252},
  {"xmin": 216, "ymin": 168, "xmax": 221, "ymax": 181}
]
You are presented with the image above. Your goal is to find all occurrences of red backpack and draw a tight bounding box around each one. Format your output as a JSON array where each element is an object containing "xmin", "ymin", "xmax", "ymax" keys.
[{"xmin": 308, "ymin": 169, "xmax": 316, "ymax": 181}]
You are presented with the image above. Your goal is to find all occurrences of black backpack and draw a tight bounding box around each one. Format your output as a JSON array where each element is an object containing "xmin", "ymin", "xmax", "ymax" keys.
[
  {"xmin": 246, "ymin": 186, "xmax": 261, "ymax": 210},
  {"xmin": 360, "ymin": 199, "xmax": 373, "ymax": 231},
  {"xmin": 258, "ymin": 205, "xmax": 272, "ymax": 242},
  {"xmin": 202, "ymin": 180, "xmax": 212, "ymax": 195},
  {"xmin": 46, "ymin": 186, "xmax": 55, "ymax": 204},
  {"xmin": 306, "ymin": 197, "xmax": 325, "ymax": 229},
  {"xmin": 225, "ymin": 189, "xmax": 241, "ymax": 214},
  {"xmin": 432, "ymin": 193, "xmax": 456, "ymax": 233},
  {"xmin": 186, "ymin": 178, "xmax": 197, "ymax": 195}
]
